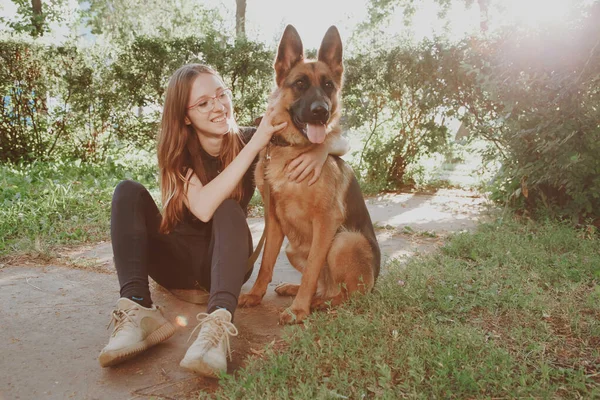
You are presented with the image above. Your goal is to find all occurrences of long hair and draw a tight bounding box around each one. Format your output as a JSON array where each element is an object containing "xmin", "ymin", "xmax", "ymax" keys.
[{"xmin": 157, "ymin": 64, "xmax": 244, "ymax": 233}]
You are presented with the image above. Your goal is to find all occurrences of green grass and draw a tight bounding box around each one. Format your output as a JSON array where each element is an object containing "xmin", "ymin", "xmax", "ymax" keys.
[
  {"xmin": 208, "ymin": 218, "xmax": 600, "ymax": 399},
  {"xmin": 0, "ymin": 154, "xmax": 267, "ymax": 258},
  {"xmin": 0, "ymin": 152, "xmax": 158, "ymax": 258}
]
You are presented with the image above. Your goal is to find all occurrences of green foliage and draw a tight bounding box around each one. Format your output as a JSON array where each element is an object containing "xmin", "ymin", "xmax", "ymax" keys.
[
  {"xmin": 343, "ymin": 39, "xmax": 454, "ymax": 191},
  {"xmin": 353, "ymin": 0, "xmax": 600, "ymax": 222},
  {"xmin": 111, "ymin": 34, "xmax": 274, "ymax": 128},
  {"xmin": 80, "ymin": 0, "xmax": 225, "ymax": 46},
  {"xmin": 0, "ymin": 41, "xmax": 88, "ymax": 162},
  {"xmin": 452, "ymin": 4, "xmax": 600, "ymax": 223},
  {"xmin": 0, "ymin": 0, "xmax": 68, "ymax": 37},
  {"xmin": 0, "ymin": 35, "xmax": 274, "ymax": 163},
  {"xmin": 0, "ymin": 151, "xmax": 157, "ymax": 257},
  {"xmin": 0, "ymin": 40, "xmax": 144, "ymax": 162},
  {"xmin": 210, "ymin": 218, "xmax": 600, "ymax": 399},
  {"xmin": 3, "ymin": 0, "xmax": 600, "ymax": 226}
]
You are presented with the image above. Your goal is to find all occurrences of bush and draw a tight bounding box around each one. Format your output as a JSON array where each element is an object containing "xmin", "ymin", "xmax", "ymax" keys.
[
  {"xmin": 453, "ymin": 3, "xmax": 600, "ymax": 224},
  {"xmin": 0, "ymin": 41, "xmax": 82, "ymax": 162},
  {"xmin": 343, "ymin": 39, "xmax": 457, "ymax": 191},
  {"xmin": 0, "ymin": 35, "xmax": 275, "ymax": 164}
]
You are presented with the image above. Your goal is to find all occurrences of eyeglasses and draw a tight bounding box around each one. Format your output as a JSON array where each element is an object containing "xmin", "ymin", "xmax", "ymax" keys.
[{"xmin": 187, "ymin": 88, "xmax": 233, "ymax": 114}]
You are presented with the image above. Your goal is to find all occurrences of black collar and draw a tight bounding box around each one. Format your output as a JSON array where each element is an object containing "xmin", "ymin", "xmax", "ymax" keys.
[{"xmin": 269, "ymin": 135, "xmax": 293, "ymax": 147}]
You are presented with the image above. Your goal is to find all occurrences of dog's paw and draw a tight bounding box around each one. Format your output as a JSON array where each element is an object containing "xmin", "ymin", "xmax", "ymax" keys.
[
  {"xmin": 238, "ymin": 293, "xmax": 263, "ymax": 307},
  {"xmin": 279, "ymin": 307, "xmax": 309, "ymax": 325},
  {"xmin": 310, "ymin": 296, "xmax": 327, "ymax": 310},
  {"xmin": 274, "ymin": 283, "xmax": 299, "ymax": 297}
]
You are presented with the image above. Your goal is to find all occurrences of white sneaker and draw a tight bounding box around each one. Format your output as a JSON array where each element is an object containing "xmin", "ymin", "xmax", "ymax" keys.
[
  {"xmin": 179, "ymin": 309, "xmax": 238, "ymax": 377},
  {"xmin": 98, "ymin": 298, "xmax": 176, "ymax": 367}
]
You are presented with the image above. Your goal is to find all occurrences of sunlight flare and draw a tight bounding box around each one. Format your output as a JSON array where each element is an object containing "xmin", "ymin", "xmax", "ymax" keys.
[{"xmin": 175, "ymin": 315, "xmax": 188, "ymax": 327}]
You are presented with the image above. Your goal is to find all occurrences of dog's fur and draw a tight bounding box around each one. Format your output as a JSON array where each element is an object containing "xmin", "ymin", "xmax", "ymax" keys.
[{"xmin": 238, "ymin": 25, "xmax": 381, "ymax": 324}]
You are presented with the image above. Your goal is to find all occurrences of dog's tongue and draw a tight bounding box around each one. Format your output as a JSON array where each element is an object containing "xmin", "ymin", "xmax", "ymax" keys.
[{"xmin": 306, "ymin": 124, "xmax": 326, "ymax": 144}]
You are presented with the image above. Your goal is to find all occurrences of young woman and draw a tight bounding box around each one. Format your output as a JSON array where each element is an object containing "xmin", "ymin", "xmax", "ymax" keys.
[{"xmin": 98, "ymin": 64, "xmax": 349, "ymax": 377}]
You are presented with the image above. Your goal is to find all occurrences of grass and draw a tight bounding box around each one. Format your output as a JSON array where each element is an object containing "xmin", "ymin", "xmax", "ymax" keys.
[
  {"xmin": 2, "ymin": 158, "xmax": 599, "ymax": 397},
  {"xmin": 0, "ymin": 152, "xmax": 158, "ymax": 258},
  {"xmin": 207, "ymin": 218, "xmax": 600, "ymax": 399},
  {"xmin": 0, "ymin": 155, "xmax": 267, "ymax": 259}
]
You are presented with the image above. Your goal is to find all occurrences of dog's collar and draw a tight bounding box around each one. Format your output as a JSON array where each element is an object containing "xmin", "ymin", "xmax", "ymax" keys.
[{"xmin": 269, "ymin": 135, "xmax": 293, "ymax": 147}]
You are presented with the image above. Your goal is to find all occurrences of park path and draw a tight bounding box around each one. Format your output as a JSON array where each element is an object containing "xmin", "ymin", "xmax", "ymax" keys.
[{"xmin": 0, "ymin": 189, "xmax": 485, "ymax": 400}]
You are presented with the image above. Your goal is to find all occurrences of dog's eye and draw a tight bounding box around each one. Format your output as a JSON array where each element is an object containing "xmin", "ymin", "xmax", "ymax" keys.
[
  {"xmin": 294, "ymin": 80, "xmax": 306, "ymax": 90},
  {"xmin": 324, "ymin": 81, "xmax": 335, "ymax": 90}
]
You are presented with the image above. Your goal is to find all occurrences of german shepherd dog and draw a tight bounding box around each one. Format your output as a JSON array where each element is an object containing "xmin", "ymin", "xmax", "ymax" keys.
[{"xmin": 238, "ymin": 25, "xmax": 381, "ymax": 324}]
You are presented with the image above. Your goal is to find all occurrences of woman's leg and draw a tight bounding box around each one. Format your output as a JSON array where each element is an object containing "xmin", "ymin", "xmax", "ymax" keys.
[
  {"xmin": 111, "ymin": 180, "xmax": 198, "ymax": 307},
  {"xmin": 180, "ymin": 199, "xmax": 253, "ymax": 376},
  {"xmin": 101, "ymin": 180, "xmax": 181, "ymax": 367},
  {"xmin": 205, "ymin": 199, "xmax": 254, "ymax": 317}
]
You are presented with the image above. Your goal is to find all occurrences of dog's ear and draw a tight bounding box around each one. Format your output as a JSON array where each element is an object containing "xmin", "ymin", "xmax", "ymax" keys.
[
  {"xmin": 318, "ymin": 26, "xmax": 343, "ymax": 80},
  {"xmin": 253, "ymin": 116, "xmax": 263, "ymax": 127},
  {"xmin": 274, "ymin": 25, "xmax": 304, "ymax": 87}
]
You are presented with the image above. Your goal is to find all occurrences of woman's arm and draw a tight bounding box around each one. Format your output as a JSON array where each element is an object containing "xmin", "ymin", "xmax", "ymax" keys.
[
  {"xmin": 286, "ymin": 135, "xmax": 350, "ymax": 186},
  {"xmin": 185, "ymin": 110, "xmax": 286, "ymax": 222}
]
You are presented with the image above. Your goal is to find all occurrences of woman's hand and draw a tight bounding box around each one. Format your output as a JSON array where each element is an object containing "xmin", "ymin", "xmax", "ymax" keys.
[
  {"xmin": 248, "ymin": 107, "xmax": 287, "ymax": 152},
  {"xmin": 286, "ymin": 135, "xmax": 349, "ymax": 186},
  {"xmin": 286, "ymin": 145, "xmax": 329, "ymax": 186}
]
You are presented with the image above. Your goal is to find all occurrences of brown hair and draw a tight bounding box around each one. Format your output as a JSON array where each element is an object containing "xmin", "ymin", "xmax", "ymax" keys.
[{"xmin": 157, "ymin": 64, "xmax": 244, "ymax": 233}]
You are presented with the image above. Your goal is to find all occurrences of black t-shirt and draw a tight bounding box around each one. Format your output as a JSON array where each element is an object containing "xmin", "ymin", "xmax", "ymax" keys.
[{"xmin": 177, "ymin": 127, "xmax": 258, "ymax": 233}]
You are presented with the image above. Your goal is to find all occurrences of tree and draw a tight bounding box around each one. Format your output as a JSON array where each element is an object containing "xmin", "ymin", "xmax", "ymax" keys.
[
  {"xmin": 80, "ymin": 0, "xmax": 226, "ymax": 46},
  {"xmin": 1, "ymin": 0, "xmax": 67, "ymax": 38},
  {"xmin": 31, "ymin": 0, "xmax": 43, "ymax": 36},
  {"xmin": 235, "ymin": 0, "xmax": 246, "ymax": 39},
  {"xmin": 477, "ymin": 0, "xmax": 488, "ymax": 32}
]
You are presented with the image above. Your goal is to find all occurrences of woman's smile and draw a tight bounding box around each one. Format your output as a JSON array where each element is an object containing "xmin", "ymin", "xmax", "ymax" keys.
[{"xmin": 211, "ymin": 114, "xmax": 227, "ymax": 124}]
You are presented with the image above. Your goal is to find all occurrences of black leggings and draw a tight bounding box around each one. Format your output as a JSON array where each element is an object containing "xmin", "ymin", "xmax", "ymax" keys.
[{"xmin": 110, "ymin": 180, "xmax": 253, "ymax": 316}]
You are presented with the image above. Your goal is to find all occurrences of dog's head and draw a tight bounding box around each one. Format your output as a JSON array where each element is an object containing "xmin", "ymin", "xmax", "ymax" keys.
[{"xmin": 268, "ymin": 25, "xmax": 343, "ymax": 145}]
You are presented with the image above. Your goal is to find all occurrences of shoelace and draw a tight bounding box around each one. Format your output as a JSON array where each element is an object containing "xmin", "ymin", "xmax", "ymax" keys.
[
  {"xmin": 106, "ymin": 307, "xmax": 139, "ymax": 335},
  {"xmin": 187, "ymin": 312, "xmax": 239, "ymax": 361}
]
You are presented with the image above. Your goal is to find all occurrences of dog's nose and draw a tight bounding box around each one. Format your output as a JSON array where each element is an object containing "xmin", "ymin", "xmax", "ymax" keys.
[{"xmin": 310, "ymin": 102, "xmax": 329, "ymax": 122}]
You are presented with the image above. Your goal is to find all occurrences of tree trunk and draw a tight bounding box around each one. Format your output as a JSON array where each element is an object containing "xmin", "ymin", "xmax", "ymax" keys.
[
  {"xmin": 389, "ymin": 153, "xmax": 407, "ymax": 188},
  {"xmin": 235, "ymin": 0, "xmax": 246, "ymax": 39},
  {"xmin": 478, "ymin": 0, "xmax": 488, "ymax": 33},
  {"xmin": 31, "ymin": 0, "xmax": 44, "ymax": 37}
]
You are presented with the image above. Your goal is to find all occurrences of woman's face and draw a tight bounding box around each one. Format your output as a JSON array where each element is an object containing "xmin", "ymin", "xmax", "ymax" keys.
[{"xmin": 185, "ymin": 73, "xmax": 233, "ymax": 136}]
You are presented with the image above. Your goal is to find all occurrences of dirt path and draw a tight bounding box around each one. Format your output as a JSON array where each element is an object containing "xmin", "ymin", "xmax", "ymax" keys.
[{"xmin": 0, "ymin": 189, "xmax": 486, "ymax": 400}]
